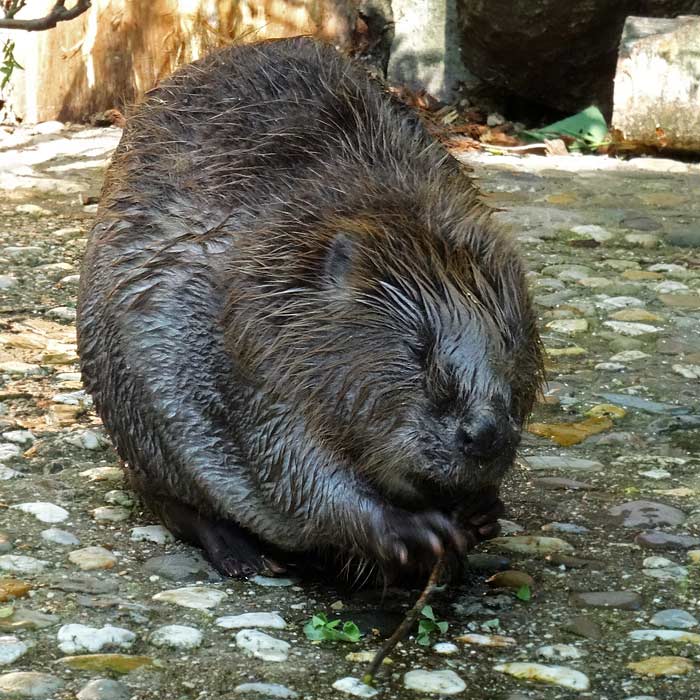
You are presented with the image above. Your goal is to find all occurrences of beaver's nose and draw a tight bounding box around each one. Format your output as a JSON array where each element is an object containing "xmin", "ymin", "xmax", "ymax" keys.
[{"xmin": 457, "ymin": 413, "xmax": 517, "ymax": 461}]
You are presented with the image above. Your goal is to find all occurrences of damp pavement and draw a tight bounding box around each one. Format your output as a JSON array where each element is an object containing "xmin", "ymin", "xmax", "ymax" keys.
[{"xmin": 0, "ymin": 121, "xmax": 699, "ymax": 699}]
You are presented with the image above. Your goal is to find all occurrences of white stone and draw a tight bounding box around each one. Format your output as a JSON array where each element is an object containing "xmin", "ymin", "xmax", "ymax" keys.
[
  {"xmin": 57, "ymin": 623, "xmax": 136, "ymax": 653},
  {"xmin": 1, "ymin": 430, "xmax": 34, "ymax": 445},
  {"xmin": 639, "ymin": 469, "xmax": 671, "ymax": 480},
  {"xmin": 629, "ymin": 629, "xmax": 700, "ymax": 643},
  {"xmin": 672, "ymin": 364, "xmax": 700, "ymax": 380},
  {"xmin": 79, "ymin": 466, "xmax": 123, "ymax": 482},
  {"xmin": 545, "ymin": 319, "xmax": 589, "ymax": 334},
  {"xmin": 234, "ymin": 683, "xmax": 298, "ymax": 698},
  {"xmin": 152, "ymin": 586, "xmax": 226, "ymax": 610},
  {"xmin": 0, "ymin": 671, "xmax": 63, "ymax": 697},
  {"xmin": 0, "ymin": 555, "xmax": 48, "ymax": 574},
  {"xmin": 40, "ymin": 528, "xmax": 79, "ymax": 546},
  {"xmin": 654, "ymin": 280, "xmax": 689, "ymax": 294},
  {"xmin": 235, "ymin": 629, "xmax": 290, "ymax": 662},
  {"xmin": 0, "ymin": 361, "xmax": 42, "ymax": 376},
  {"xmin": 332, "ymin": 677, "xmax": 379, "ymax": 697},
  {"xmin": 595, "ymin": 362, "xmax": 625, "ymax": 371},
  {"xmin": 495, "ymin": 662, "xmax": 590, "ymax": 691},
  {"xmin": 0, "ymin": 444, "xmax": 21, "ymax": 462},
  {"xmin": 64, "ymin": 429, "xmax": 108, "ymax": 451},
  {"xmin": 0, "ymin": 466, "xmax": 23, "ymax": 480},
  {"xmin": 433, "ymin": 642, "xmax": 459, "ymax": 654},
  {"xmin": 610, "ymin": 350, "xmax": 651, "ymax": 362},
  {"xmin": 0, "ymin": 636, "xmax": 29, "ymax": 665},
  {"xmin": 643, "ymin": 556, "xmax": 676, "ymax": 568},
  {"xmin": 68, "ymin": 546, "xmax": 117, "ymax": 570},
  {"xmin": 603, "ymin": 321, "xmax": 660, "ymax": 336},
  {"xmin": 130, "ymin": 525, "xmax": 174, "ymax": 545},
  {"xmin": 537, "ymin": 644, "xmax": 585, "ymax": 660},
  {"xmin": 491, "ymin": 536, "xmax": 573, "ymax": 555},
  {"xmin": 570, "ymin": 224, "xmax": 614, "ymax": 242},
  {"xmin": 11, "ymin": 502, "xmax": 69, "ymax": 523},
  {"xmin": 594, "ymin": 295, "xmax": 645, "ymax": 310},
  {"xmin": 92, "ymin": 506, "xmax": 131, "ymax": 523},
  {"xmin": 525, "ymin": 455, "xmax": 603, "ymax": 472},
  {"xmin": 47, "ymin": 306, "xmax": 77, "ymax": 321},
  {"xmin": 150, "ymin": 625, "xmax": 202, "ymax": 649},
  {"xmin": 215, "ymin": 612, "xmax": 286, "ymax": 630},
  {"xmin": 403, "ymin": 669, "xmax": 466, "ymax": 694}
]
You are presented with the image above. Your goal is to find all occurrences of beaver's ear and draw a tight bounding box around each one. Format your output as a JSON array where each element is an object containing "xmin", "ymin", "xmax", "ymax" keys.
[{"xmin": 323, "ymin": 232, "xmax": 355, "ymax": 287}]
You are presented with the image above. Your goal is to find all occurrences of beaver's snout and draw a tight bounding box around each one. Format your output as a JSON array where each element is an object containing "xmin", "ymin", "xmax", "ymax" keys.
[{"xmin": 456, "ymin": 409, "xmax": 520, "ymax": 462}]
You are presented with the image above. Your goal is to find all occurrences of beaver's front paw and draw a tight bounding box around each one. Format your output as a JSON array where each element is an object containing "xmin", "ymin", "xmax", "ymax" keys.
[
  {"xmin": 456, "ymin": 490, "xmax": 506, "ymax": 548},
  {"xmin": 365, "ymin": 506, "xmax": 465, "ymax": 578}
]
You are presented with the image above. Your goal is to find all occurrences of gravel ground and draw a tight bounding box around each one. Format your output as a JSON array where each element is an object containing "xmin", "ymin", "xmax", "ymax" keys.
[{"xmin": 1, "ymin": 122, "xmax": 699, "ymax": 700}]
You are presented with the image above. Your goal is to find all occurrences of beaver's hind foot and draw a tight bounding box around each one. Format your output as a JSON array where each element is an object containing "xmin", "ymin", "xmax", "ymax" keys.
[{"xmin": 149, "ymin": 497, "xmax": 286, "ymax": 578}]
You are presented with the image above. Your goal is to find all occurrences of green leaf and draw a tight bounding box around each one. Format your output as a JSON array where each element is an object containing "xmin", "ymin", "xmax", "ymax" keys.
[
  {"xmin": 516, "ymin": 585, "xmax": 532, "ymax": 602},
  {"xmin": 421, "ymin": 605, "xmax": 436, "ymax": 621},
  {"xmin": 520, "ymin": 106, "xmax": 609, "ymax": 152},
  {"xmin": 303, "ymin": 612, "xmax": 362, "ymax": 643},
  {"xmin": 0, "ymin": 605, "xmax": 14, "ymax": 619},
  {"xmin": 437, "ymin": 621, "xmax": 449, "ymax": 633}
]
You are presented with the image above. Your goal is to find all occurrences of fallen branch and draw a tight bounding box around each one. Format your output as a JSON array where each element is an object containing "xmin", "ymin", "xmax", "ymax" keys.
[
  {"xmin": 0, "ymin": 0, "xmax": 91, "ymax": 31},
  {"xmin": 363, "ymin": 556, "xmax": 444, "ymax": 684}
]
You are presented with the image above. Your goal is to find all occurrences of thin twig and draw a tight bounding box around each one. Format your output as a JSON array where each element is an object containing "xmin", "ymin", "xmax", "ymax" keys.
[{"xmin": 362, "ymin": 556, "xmax": 444, "ymax": 684}]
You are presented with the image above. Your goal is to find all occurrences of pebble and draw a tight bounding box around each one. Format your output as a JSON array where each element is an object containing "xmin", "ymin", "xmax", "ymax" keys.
[
  {"xmin": 0, "ymin": 361, "xmax": 42, "ymax": 376},
  {"xmin": 79, "ymin": 467, "xmax": 123, "ymax": 482},
  {"xmin": 1, "ymin": 431, "xmax": 34, "ymax": 445},
  {"xmin": 536, "ymin": 644, "xmax": 585, "ymax": 660},
  {"xmin": 608, "ymin": 500, "xmax": 686, "ymax": 528},
  {"xmin": 92, "ymin": 506, "xmax": 131, "ymax": 523},
  {"xmin": 149, "ymin": 625, "xmax": 202, "ymax": 649},
  {"xmin": 332, "ymin": 677, "xmax": 378, "ymax": 697},
  {"xmin": 651, "ymin": 609, "xmax": 698, "ymax": 629},
  {"xmin": 487, "ymin": 570, "xmax": 534, "ymax": 590},
  {"xmin": 0, "ymin": 444, "xmax": 21, "ymax": 462},
  {"xmin": 524, "ymin": 455, "xmax": 603, "ymax": 472},
  {"xmin": 609, "ymin": 350, "xmax": 651, "ymax": 362},
  {"xmin": 494, "ymin": 662, "xmax": 590, "ymax": 691},
  {"xmin": 0, "ymin": 466, "xmax": 23, "ymax": 480},
  {"xmin": 635, "ymin": 530, "xmax": 700, "ymax": 550},
  {"xmin": 0, "ymin": 555, "xmax": 48, "ymax": 575},
  {"xmin": 11, "ymin": 502, "xmax": 69, "ymax": 523},
  {"xmin": 234, "ymin": 682, "xmax": 298, "ymax": 698},
  {"xmin": 0, "ymin": 636, "xmax": 29, "ymax": 665},
  {"xmin": 215, "ymin": 612, "xmax": 286, "ymax": 629},
  {"xmin": 68, "ymin": 547, "xmax": 117, "ymax": 571},
  {"xmin": 0, "ymin": 276, "xmax": 16, "ymax": 290},
  {"xmin": 433, "ymin": 642, "xmax": 458, "ymax": 654},
  {"xmin": 570, "ymin": 224, "xmax": 614, "ymax": 242},
  {"xmin": 541, "ymin": 522, "xmax": 589, "ymax": 534},
  {"xmin": 456, "ymin": 633, "xmax": 516, "ymax": 647},
  {"xmin": 403, "ymin": 669, "xmax": 466, "ymax": 695},
  {"xmin": 629, "ymin": 629, "xmax": 700, "ymax": 643},
  {"xmin": 65, "ymin": 429, "xmax": 108, "ymax": 451},
  {"xmin": 235, "ymin": 629, "xmax": 290, "ymax": 662},
  {"xmin": 0, "ymin": 671, "xmax": 63, "ymax": 697},
  {"xmin": 545, "ymin": 319, "xmax": 588, "ymax": 334},
  {"xmin": 152, "ymin": 586, "xmax": 226, "ymax": 610},
  {"xmin": 58, "ymin": 654, "xmax": 153, "ymax": 674},
  {"xmin": 130, "ymin": 525, "xmax": 174, "ymax": 544},
  {"xmin": 142, "ymin": 553, "xmax": 220, "ymax": 582},
  {"xmin": 569, "ymin": 591, "xmax": 642, "ymax": 610},
  {"xmin": 627, "ymin": 656, "xmax": 693, "ymax": 676},
  {"xmin": 57, "ymin": 624, "xmax": 136, "ymax": 653},
  {"xmin": 603, "ymin": 321, "xmax": 660, "ymax": 336},
  {"xmin": 491, "ymin": 536, "xmax": 574, "ymax": 555},
  {"xmin": 251, "ymin": 575, "xmax": 295, "ymax": 587},
  {"xmin": 76, "ymin": 678, "xmax": 131, "ymax": 700}
]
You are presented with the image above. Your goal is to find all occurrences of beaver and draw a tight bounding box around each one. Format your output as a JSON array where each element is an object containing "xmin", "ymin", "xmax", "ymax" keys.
[{"xmin": 77, "ymin": 36, "xmax": 543, "ymax": 582}]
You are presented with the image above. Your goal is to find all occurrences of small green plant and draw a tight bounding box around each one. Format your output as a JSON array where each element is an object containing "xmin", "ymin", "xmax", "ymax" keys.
[
  {"xmin": 415, "ymin": 605, "xmax": 448, "ymax": 646},
  {"xmin": 515, "ymin": 585, "xmax": 532, "ymax": 601},
  {"xmin": 303, "ymin": 612, "xmax": 362, "ymax": 643},
  {"xmin": 1, "ymin": 40, "xmax": 23, "ymax": 90},
  {"xmin": 0, "ymin": 604, "xmax": 14, "ymax": 619}
]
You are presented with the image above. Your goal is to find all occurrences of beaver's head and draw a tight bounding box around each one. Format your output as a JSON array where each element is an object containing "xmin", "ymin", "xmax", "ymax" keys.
[{"xmin": 225, "ymin": 196, "xmax": 543, "ymax": 514}]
